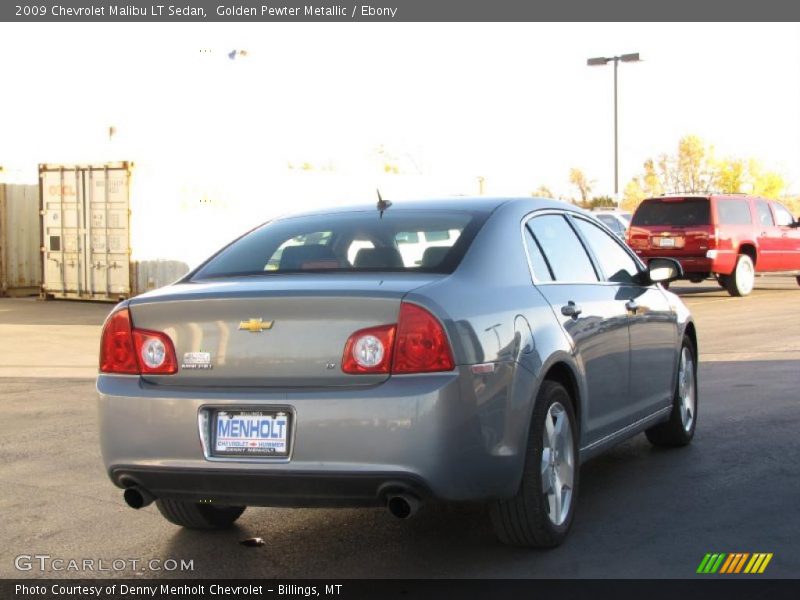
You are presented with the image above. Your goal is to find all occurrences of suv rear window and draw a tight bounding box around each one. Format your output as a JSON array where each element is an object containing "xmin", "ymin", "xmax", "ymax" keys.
[
  {"xmin": 632, "ymin": 198, "xmax": 710, "ymax": 227},
  {"xmin": 193, "ymin": 209, "xmax": 488, "ymax": 278}
]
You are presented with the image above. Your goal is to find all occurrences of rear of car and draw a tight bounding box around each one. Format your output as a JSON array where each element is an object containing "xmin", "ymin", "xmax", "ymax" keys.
[
  {"xmin": 627, "ymin": 196, "xmax": 720, "ymax": 280},
  {"xmin": 627, "ymin": 194, "xmax": 800, "ymax": 296},
  {"xmin": 98, "ymin": 206, "xmax": 499, "ymax": 512}
]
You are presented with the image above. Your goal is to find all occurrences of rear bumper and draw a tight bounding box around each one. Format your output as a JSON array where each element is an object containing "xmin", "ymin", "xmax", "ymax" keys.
[
  {"xmin": 97, "ymin": 366, "xmax": 525, "ymax": 506},
  {"xmin": 110, "ymin": 466, "xmax": 432, "ymax": 507},
  {"xmin": 634, "ymin": 251, "xmax": 736, "ymax": 275}
]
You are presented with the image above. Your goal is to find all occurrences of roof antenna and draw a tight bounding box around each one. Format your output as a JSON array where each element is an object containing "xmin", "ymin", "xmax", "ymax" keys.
[{"xmin": 377, "ymin": 189, "xmax": 391, "ymax": 218}]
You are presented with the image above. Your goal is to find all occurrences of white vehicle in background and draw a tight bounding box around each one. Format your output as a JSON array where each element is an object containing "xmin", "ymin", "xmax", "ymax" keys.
[
  {"xmin": 395, "ymin": 229, "xmax": 461, "ymax": 266},
  {"xmin": 593, "ymin": 210, "xmax": 632, "ymax": 240}
]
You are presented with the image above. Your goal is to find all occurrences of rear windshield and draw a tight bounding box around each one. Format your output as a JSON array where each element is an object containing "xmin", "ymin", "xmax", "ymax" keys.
[
  {"xmin": 632, "ymin": 198, "xmax": 710, "ymax": 227},
  {"xmin": 192, "ymin": 209, "xmax": 489, "ymax": 279}
]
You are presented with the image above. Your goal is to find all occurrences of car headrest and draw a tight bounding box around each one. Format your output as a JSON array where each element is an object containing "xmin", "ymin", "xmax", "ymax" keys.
[
  {"xmin": 421, "ymin": 246, "xmax": 450, "ymax": 268},
  {"xmin": 353, "ymin": 247, "xmax": 404, "ymax": 269},
  {"xmin": 279, "ymin": 245, "xmax": 338, "ymax": 270}
]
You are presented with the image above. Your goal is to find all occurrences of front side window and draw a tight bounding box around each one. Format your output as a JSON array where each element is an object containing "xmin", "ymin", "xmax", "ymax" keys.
[
  {"xmin": 527, "ymin": 215, "xmax": 598, "ymax": 283},
  {"xmin": 572, "ymin": 217, "xmax": 640, "ymax": 284},
  {"xmin": 773, "ymin": 203, "xmax": 795, "ymax": 227}
]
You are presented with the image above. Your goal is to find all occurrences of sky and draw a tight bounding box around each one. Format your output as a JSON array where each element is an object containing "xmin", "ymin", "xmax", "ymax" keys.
[{"xmin": 2, "ymin": 22, "xmax": 799, "ymax": 208}]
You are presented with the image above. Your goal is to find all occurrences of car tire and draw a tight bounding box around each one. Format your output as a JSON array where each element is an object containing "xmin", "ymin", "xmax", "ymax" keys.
[
  {"xmin": 156, "ymin": 499, "xmax": 246, "ymax": 529},
  {"xmin": 489, "ymin": 380, "xmax": 579, "ymax": 548},
  {"xmin": 646, "ymin": 336, "xmax": 698, "ymax": 447},
  {"xmin": 716, "ymin": 274, "xmax": 728, "ymax": 288},
  {"xmin": 796, "ymin": 276, "xmax": 800, "ymax": 287},
  {"xmin": 725, "ymin": 254, "xmax": 755, "ymax": 297}
]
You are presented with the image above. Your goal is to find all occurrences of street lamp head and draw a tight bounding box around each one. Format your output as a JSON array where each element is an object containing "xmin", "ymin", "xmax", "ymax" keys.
[
  {"xmin": 587, "ymin": 57, "xmax": 610, "ymax": 66},
  {"xmin": 620, "ymin": 53, "xmax": 641, "ymax": 62}
]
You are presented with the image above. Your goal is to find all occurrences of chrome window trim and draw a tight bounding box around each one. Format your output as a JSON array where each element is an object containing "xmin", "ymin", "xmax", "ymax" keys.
[
  {"xmin": 520, "ymin": 209, "xmax": 649, "ymax": 287},
  {"xmin": 566, "ymin": 212, "xmax": 646, "ymax": 283}
]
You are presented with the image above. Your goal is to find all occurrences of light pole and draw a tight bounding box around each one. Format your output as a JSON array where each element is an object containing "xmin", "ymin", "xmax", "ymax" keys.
[{"xmin": 587, "ymin": 53, "xmax": 640, "ymax": 202}]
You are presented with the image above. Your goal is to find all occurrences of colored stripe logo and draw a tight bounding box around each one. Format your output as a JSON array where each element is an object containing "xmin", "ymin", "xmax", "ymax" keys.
[{"xmin": 697, "ymin": 553, "xmax": 773, "ymax": 574}]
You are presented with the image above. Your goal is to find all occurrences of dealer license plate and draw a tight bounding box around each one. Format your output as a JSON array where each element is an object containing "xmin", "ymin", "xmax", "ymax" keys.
[
  {"xmin": 657, "ymin": 237, "xmax": 676, "ymax": 247},
  {"xmin": 213, "ymin": 410, "xmax": 291, "ymax": 457}
]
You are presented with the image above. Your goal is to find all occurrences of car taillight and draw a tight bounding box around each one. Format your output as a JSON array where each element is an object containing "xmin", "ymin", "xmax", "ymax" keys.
[
  {"xmin": 341, "ymin": 324, "xmax": 396, "ymax": 374},
  {"xmin": 341, "ymin": 303, "xmax": 455, "ymax": 375},
  {"xmin": 99, "ymin": 308, "xmax": 178, "ymax": 375},
  {"xmin": 132, "ymin": 329, "xmax": 178, "ymax": 374},
  {"xmin": 393, "ymin": 303, "xmax": 454, "ymax": 373}
]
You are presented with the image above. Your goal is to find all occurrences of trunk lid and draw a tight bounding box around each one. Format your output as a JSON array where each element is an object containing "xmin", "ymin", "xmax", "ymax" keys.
[{"xmin": 128, "ymin": 274, "xmax": 440, "ymax": 387}]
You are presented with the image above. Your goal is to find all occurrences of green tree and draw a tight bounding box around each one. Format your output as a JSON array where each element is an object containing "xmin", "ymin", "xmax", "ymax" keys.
[
  {"xmin": 532, "ymin": 185, "xmax": 555, "ymax": 199},
  {"xmin": 590, "ymin": 196, "xmax": 616, "ymax": 208}
]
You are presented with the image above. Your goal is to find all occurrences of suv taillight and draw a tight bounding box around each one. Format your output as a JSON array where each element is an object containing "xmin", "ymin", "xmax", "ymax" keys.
[
  {"xmin": 341, "ymin": 302, "xmax": 454, "ymax": 375},
  {"xmin": 100, "ymin": 308, "xmax": 178, "ymax": 375},
  {"xmin": 709, "ymin": 226, "xmax": 720, "ymax": 248}
]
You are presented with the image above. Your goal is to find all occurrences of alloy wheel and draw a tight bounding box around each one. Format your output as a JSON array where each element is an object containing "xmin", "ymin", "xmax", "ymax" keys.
[
  {"xmin": 678, "ymin": 346, "xmax": 696, "ymax": 432},
  {"xmin": 541, "ymin": 402, "xmax": 574, "ymax": 526}
]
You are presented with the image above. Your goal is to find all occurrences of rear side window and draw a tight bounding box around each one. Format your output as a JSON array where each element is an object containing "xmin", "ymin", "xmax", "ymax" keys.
[
  {"xmin": 193, "ymin": 209, "xmax": 488, "ymax": 278},
  {"xmin": 523, "ymin": 228, "xmax": 554, "ymax": 282},
  {"xmin": 716, "ymin": 200, "xmax": 753, "ymax": 225},
  {"xmin": 527, "ymin": 215, "xmax": 598, "ymax": 283},
  {"xmin": 632, "ymin": 198, "xmax": 710, "ymax": 227}
]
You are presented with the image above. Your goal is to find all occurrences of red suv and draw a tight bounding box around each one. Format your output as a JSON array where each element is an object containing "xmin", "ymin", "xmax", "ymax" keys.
[{"xmin": 627, "ymin": 194, "xmax": 800, "ymax": 296}]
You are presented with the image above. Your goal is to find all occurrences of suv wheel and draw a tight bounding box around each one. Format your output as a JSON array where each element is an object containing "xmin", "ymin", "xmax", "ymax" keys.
[
  {"xmin": 489, "ymin": 381, "xmax": 579, "ymax": 548},
  {"xmin": 716, "ymin": 274, "xmax": 728, "ymax": 288},
  {"xmin": 156, "ymin": 499, "xmax": 246, "ymax": 529},
  {"xmin": 646, "ymin": 336, "xmax": 697, "ymax": 447},
  {"xmin": 725, "ymin": 254, "xmax": 755, "ymax": 297}
]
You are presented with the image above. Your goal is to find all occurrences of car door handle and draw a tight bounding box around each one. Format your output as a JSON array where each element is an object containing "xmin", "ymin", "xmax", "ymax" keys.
[
  {"xmin": 625, "ymin": 300, "xmax": 640, "ymax": 313},
  {"xmin": 561, "ymin": 302, "xmax": 582, "ymax": 318}
]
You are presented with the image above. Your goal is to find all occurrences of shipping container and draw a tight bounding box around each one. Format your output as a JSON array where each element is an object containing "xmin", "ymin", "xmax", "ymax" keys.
[
  {"xmin": 0, "ymin": 183, "xmax": 41, "ymax": 296},
  {"xmin": 40, "ymin": 162, "xmax": 189, "ymax": 301}
]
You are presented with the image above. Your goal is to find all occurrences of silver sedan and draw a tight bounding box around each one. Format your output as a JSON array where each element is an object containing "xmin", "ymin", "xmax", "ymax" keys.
[{"xmin": 97, "ymin": 197, "xmax": 697, "ymax": 547}]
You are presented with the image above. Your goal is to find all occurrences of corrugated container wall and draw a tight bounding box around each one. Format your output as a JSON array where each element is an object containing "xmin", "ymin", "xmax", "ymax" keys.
[
  {"xmin": 0, "ymin": 183, "xmax": 42, "ymax": 296},
  {"xmin": 40, "ymin": 163, "xmax": 189, "ymax": 301}
]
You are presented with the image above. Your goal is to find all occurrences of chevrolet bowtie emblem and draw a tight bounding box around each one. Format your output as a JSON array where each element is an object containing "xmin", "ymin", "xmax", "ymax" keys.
[{"xmin": 238, "ymin": 318, "xmax": 274, "ymax": 333}]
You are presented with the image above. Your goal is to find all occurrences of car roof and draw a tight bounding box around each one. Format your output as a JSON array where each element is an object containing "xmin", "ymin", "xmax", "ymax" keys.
[{"xmin": 274, "ymin": 196, "xmax": 581, "ymax": 220}]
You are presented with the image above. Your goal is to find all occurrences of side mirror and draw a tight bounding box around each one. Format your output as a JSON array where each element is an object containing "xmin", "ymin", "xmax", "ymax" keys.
[{"xmin": 648, "ymin": 257, "xmax": 683, "ymax": 284}]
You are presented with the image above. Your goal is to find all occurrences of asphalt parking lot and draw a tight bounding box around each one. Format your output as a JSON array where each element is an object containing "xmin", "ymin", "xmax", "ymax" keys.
[{"xmin": 1, "ymin": 276, "xmax": 799, "ymax": 579}]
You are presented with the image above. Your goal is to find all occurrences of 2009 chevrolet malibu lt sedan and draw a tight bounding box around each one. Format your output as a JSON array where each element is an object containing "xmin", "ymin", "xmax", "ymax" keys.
[{"xmin": 98, "ymin": 197, "xmax": 697, "ymax": 547}]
